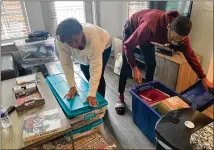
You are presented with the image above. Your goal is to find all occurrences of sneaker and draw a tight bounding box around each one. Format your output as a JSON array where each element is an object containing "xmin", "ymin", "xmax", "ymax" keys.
[{"xmin": 115, "ymin": 101, "xmax": 125, "ymax": 115}]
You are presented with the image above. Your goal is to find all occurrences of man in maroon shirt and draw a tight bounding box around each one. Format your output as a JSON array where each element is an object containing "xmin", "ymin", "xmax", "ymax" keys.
[{"xmin": 115, "ymin": 9, "xmax": 213, "ymax": 115}]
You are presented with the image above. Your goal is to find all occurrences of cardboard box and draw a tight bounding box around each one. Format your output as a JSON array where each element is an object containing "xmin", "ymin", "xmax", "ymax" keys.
[
  {"xmin": 202, "ymin": 105, "xmax": 214, "ymax": 119},
  {"xmin": 158, "ymin": 96, "xmax": 189, "ymax": 115}
]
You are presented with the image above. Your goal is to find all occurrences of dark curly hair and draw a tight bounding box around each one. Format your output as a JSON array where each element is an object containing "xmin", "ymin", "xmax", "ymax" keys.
[
  {"xmin": 56, "ymin": 18, "xmax": 83, "ymax": 43},
  {"xmin": 170, "ymin": 16, "xmax": 192, "ymax": 36}
]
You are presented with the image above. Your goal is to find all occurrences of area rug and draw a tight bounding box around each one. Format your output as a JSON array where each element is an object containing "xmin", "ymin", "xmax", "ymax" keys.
[{"xmin": 74, "ymin": 132, "xmax": 112, "ymax": 149}]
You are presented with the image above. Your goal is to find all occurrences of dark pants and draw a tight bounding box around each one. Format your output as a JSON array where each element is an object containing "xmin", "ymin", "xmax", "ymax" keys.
[
  {"xmin": 118, "ymin": 21, "xmax": 156, "ymax": 93},
  {"xmin": 80, "ymin": 45, "xmax": 111, "ymax": 97}
]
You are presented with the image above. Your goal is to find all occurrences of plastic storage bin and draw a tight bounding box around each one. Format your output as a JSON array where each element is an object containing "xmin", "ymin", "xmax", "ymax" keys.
[
  {"xmin": 14, "ymin": 37, "xmax": 56, "ymax": 63},
  {"xmin": 46, "ymin": 73, "xmax": 108, "ymax": 119},
  {"xmin": 72, "ymin": 119, "xmax": 103, "ymax": 135},
  {"xmin": 46, "ymin": 72, "xmax": 107, "ymax": 137},
  {"xmin": 130, "ymin": 80, "xmax": 214, "ymax": 145},
  {"xmin": 181, "ymin": 80, "xmax": 214, "ymax": 111},
  {"xmin": 129, "ymin": 81, "xmax": 179, "ymax": 145}
]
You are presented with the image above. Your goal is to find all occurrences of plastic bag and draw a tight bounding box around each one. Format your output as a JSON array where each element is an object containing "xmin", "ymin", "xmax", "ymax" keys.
[{"xmin": 113, "ymin": 53, "xmax": 123, "ymax": 75}]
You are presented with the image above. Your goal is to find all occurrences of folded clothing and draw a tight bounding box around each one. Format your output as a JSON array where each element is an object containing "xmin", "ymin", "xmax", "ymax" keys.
[
  {"xmin": 28, "ymin": 31, "xmax": 49, "ymax": 39},
  {"xmin": 25, "ymin": 31, "xmax": 49, "ymax": 42},
  {"xmin": 137, "ymin": 88, "xmax": 170, "ymax": 106}
]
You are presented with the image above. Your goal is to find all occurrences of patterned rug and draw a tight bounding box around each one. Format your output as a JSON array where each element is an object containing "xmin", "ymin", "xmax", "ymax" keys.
[
  {"xmin": 32, "ymin": 135, "xmax": 71, "ymax": 150},
  {"xmin": 74, "ymin": 132, "xmax": 112, "ymax": 149},
  {"xmin": 32, "ymin": 131, "xmax": 112, "ymax": 150}
]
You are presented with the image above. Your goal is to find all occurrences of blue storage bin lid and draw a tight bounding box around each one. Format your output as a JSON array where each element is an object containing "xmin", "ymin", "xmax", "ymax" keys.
[
  {"xmin": 181, "ymin": 80, "xmax": 214, "ymax": 111},
  {"xmin": 46, "ymin": 73, "xmax": 108, "ymax": 118}
]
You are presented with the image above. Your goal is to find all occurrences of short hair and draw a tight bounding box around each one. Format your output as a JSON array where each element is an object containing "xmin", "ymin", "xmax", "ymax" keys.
[
  {"xmin": 56, "ymin": 18, "xmax": 83, "ymax": 43},
  {"xmin": 170, "ymin": 16, "xmax": 192, "ymax": 36}
]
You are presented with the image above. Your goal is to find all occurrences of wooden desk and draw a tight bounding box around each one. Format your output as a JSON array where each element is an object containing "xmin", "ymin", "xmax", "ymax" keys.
[
  {"xmin": 1, "ymin": 72, "xmax": 72, "ymax": 149},
  {"xmin": 135, "ymin": 50, "xmax": 201, "ymax": 93},
  {"xmin": 155, "ymin": 52, "xmax": 201, "ymax": 93}
]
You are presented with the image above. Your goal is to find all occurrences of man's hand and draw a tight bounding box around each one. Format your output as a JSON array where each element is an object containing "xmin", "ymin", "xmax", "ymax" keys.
[
  {"xmin": 64, "ymin": 86, "xmax": 78, "ymax": 99},
  {"xmin": 132, "ymin": 67, "xmax": 142, "ymax": 84},
  {"xmin": 86, "ymin": 96, "xmax": 98, "ymax": 107},
  {"xmin": 202, "ymin": 78, "xmax": 214, "ymax": 91}
]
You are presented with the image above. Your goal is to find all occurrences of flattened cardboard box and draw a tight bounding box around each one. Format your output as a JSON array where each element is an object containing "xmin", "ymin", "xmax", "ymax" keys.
[{"xmin": 158, "ymin": 96, "xmax": 189, "ymax": 115}]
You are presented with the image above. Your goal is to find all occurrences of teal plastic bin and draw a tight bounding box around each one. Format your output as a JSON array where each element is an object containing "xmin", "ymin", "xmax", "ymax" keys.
[
  {"xmin": 46, "ymin": 73, "xmax": 108, "ymax": 119},
  {"xmin": 72, "ymin": 119, "xmax": 103, "ymax": 135},
  {"xmin": 129, "ymin": 81, "xmax": 179, "ymax": 145}
]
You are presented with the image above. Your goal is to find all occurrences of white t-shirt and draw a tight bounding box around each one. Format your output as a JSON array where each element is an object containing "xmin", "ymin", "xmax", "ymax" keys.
[{"xmin": 56, "ymin": 23, "xmax": 112, "ymax": 97}]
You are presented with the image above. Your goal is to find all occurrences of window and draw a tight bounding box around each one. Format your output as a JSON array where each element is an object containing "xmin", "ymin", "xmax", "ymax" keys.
[
  {"xmin": 165, "ymin": 1, "xmax": 192, "ymax": 17},
  {"xmin": 127, "ymin": 1, "xmax": 192, "ymax": 18},
  {"xmin": 128, "ymin": 1, "xmax": 151, "ymax": 18},
  {"xmin": 54, "ymin": 1, "xmax": 86, "ymax": 24},
  {"xmin": 1, "ymin": 1, "xmax": 30, "ymax": 41}
]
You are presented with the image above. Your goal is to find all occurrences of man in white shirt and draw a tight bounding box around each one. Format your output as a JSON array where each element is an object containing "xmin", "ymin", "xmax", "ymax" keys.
[{"xmin": 56, "ymin": 18, "xmax": 112, "ymax": 107}]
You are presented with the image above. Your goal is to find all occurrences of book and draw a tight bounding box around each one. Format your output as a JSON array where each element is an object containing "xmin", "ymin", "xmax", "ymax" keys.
[
  {"xmin": 16, "ymin": 74, "xmax": 36, "ymax": 85},
  {"xmin": 25, "ymin": 83, "xmax": 37, "ymax": 93},
  {"xmin": 14, "ymin": 83, "xmax": 37, "ymax": 98},
  {"xmin": 16, "ymin": 92, "xmax": 42, "ymax": 106},
  {"xmin": 23, "ymin": 108, "xmax": 61, "ymax": 142}
]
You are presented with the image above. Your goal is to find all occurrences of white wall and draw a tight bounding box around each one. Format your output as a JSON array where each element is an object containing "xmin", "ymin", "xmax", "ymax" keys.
[
  {"xmin": 189, "ymin": 1, "xmax": 213, "ymax": 75},
  {"xmin": 121, "ymin": 2, "xmax": 128, "ymax": 30},
  {"xmin": 25, "ymin": 2, "xmax": 56, "ymax": 36},
  {"xmin": 25, "ymin": 2, "xmax": 45, "ymax": 31},
  {"xmin": 99, "ymin": 1, "xmax": 123, "ymax": 37},
  {"xmin": 25, "ymin": 1, "xmax": 125, "ymax": 37},
  {"xmin": 40, "ymin": 2, "xmax": 57, "ymax": 36}
]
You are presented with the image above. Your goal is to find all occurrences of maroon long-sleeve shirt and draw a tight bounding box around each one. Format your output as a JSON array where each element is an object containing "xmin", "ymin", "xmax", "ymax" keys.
[{"xmin": 124, "ymin": 9, "xmax": 206, "ymax": 79}]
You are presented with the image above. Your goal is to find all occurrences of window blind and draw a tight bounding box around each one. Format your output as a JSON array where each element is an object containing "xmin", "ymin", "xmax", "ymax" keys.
[
  {"xmin": 1, "ymin": 1, "xmax": 30, "ymax": 41},
  {"xmin": 53, "ymin": 1, "xmax": 86, "ymax": 24},
  {"xmin": 165, "ymin": 1, "xmax": 192, "ymax": 16},
  {"xmin": 128, "ymin": 1, "xmax": 151, "ymax": 18}
]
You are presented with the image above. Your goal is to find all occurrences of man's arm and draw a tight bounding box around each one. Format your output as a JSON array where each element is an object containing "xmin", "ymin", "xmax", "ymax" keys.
[
  {"xmin": 123, "ymin": 22, "xmax": 152, "ymax": 68},
  {"xmin": 56, "ymin": 40, "xmax": 75, "ymax": 88},
  {"xmin": 181, "ymin": 38, "xmax": 206, "ymax": 79}
]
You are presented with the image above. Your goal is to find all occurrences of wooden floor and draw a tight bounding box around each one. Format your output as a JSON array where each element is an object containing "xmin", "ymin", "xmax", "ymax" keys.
[{"xmin": 75, "ymin": 57, "xmax": 154, "ymax": 149}]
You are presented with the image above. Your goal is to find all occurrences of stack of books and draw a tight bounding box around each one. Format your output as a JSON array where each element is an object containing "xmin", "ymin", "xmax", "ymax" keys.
[{"xmin": 13, "ymin": 75, "xmax": 45, "ymax": 112}]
